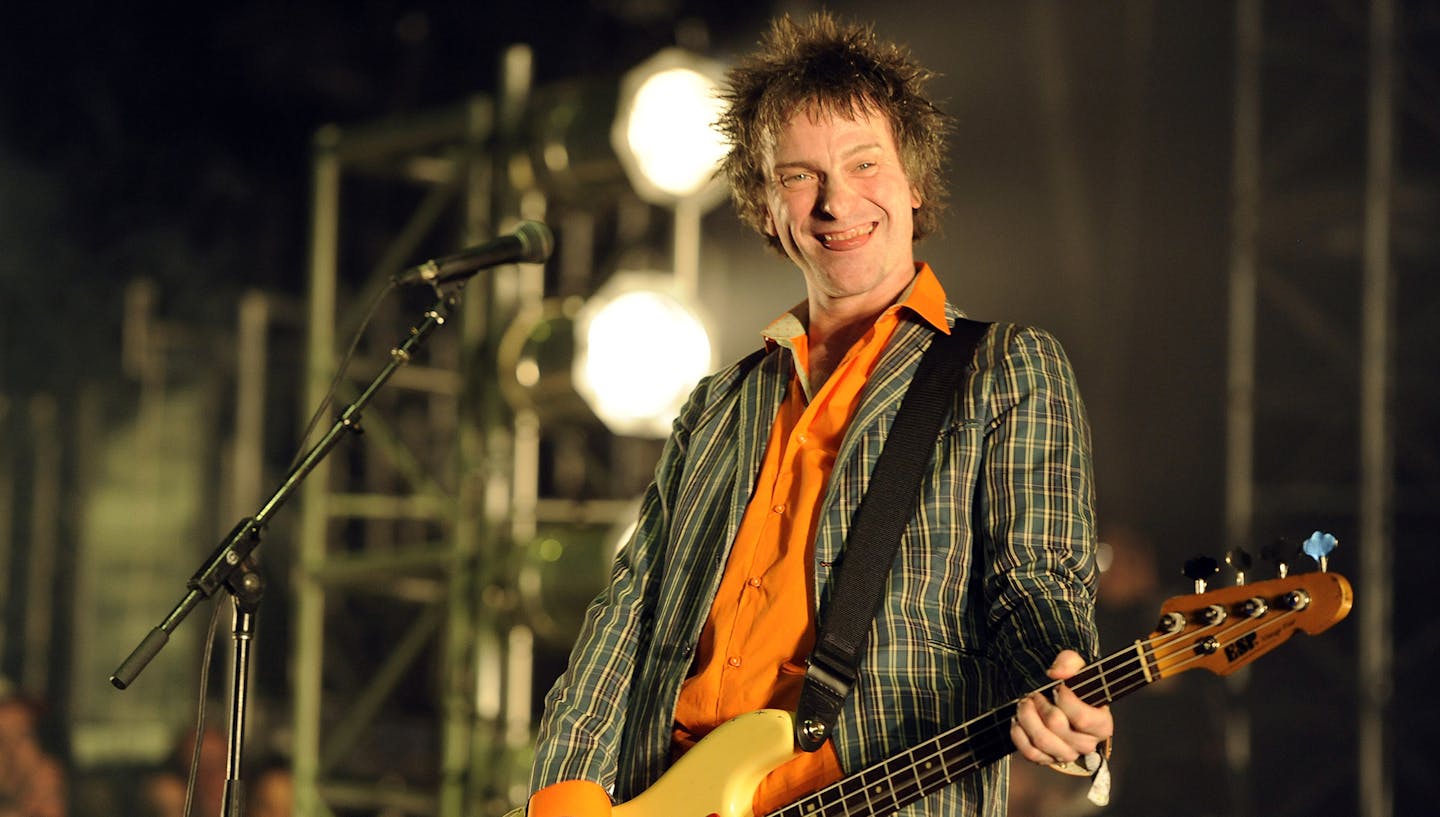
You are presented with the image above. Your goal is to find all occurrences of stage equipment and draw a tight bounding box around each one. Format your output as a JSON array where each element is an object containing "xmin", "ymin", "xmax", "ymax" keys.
[
  {"xmin": 611, "ymin": 48, "xmax": 729, "ymax": 209},
  {"xmin": 572, "ymin": 271, "xmax": 713, "ymax": 438}
]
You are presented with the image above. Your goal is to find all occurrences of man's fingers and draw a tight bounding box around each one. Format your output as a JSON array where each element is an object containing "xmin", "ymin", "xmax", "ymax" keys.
[
  {"xmin": 1051, "ymin": 683, "xmax": 1114, "ymax": 743},
  {"xmin": 1014, "ymin": 652, "xmax": 1116, "ymax": 766},
  {"xmin": 1012, "ymin": 695, "xmax": 1079, "ymax": 765},
  {"xmin": 1010, "ymin": 704, "xmax": 1059, "ymax": 764}
]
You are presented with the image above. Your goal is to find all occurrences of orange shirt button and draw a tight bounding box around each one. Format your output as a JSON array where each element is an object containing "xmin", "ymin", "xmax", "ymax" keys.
[
  {"xmin": 797, "ymin": 433, "xmax": 809, "ymax": 444},
  {"xmin": 727, "ymin": 656, "xmax": 742, "ymax": 668},
  {"xmin": 772, "ymin": 504, "xmax": 785, "ymax": 514},
  {"xmin": 747, "ymin": 577, "xmax": 762, "ymax": 588}
]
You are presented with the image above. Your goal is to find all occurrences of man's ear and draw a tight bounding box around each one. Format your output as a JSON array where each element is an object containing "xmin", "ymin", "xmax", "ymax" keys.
[
  {"xmin": 763, "ymin": 207, "xmax": 777, "ymax": 236},
  {"xmin": 910, "ymin": 185, "xmax": 923, "ymax": 210}
]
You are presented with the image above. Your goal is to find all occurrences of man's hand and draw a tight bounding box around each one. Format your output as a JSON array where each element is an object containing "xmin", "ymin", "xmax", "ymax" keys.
[{"xmin": 1009, "ymin": 650, "xmax": 1113, "ymax": 768}]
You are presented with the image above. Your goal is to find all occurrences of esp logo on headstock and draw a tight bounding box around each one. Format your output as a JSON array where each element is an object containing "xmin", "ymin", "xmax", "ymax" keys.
[{"xmin": 1223, "ymin": 631, "xmax": 1258, "ymax": 662}]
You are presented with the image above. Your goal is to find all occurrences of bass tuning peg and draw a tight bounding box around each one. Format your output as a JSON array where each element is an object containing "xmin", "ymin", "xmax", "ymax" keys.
[
  {"xmin": 1183, "ymin": 555, "xmax": 1220, "ymax": 594},
  {"xmin": 1302, "ymin": 531, "xmax": 1338, "ymax": 573},
  {"xmin": 1226, "ymin": 547, "xmax": 1253, "ymax": 585},
  {"xmin": 1261, "ymin": 537, "xmax": 1299, "ymax": 578}
]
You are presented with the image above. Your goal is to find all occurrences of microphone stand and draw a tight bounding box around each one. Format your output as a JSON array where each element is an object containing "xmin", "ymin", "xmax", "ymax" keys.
[{"xmin": 110, "ymin": 287, "xmax": 460, "ymax": 817}]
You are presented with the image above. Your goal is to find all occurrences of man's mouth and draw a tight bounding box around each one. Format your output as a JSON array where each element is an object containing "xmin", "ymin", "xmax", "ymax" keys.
[{"xmin": 818, "ymin": 223, "xmax": 876, "ymax": 248}]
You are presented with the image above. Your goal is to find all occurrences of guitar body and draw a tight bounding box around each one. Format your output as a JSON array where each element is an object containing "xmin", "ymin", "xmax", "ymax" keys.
[{"xmin": 614, "ymin": 709, "xmax": 796, "ymax": 817}]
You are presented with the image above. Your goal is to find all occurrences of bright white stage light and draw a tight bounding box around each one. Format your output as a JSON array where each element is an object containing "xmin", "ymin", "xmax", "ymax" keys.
[
  {"xmin": 612, "ymin": 49, "xmax": 728, "ymax": 207},
  {"xmin": 573, "ymin": 273, "xmax": 713, "ymax": 438}
]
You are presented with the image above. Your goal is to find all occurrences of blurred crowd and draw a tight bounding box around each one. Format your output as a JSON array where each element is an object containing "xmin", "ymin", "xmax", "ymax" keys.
[
  {"xmin": 0, "ymin": 690, "xmax": 65, "ymax": 817},
  {"xmin": 0, "ymin": 679, "xmax": 290, "ymax": 817}
]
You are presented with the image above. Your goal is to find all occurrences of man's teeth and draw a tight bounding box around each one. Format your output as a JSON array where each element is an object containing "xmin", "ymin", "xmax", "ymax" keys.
[{"xmin": 820, "ymin": 224, "xmax": 875, "ymax": 244}]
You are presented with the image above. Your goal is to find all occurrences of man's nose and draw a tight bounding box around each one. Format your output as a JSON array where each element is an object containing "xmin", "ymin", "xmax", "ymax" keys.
[{"xmin": 818, "ymin": 175, "xmax": 858, "ymax": 218}]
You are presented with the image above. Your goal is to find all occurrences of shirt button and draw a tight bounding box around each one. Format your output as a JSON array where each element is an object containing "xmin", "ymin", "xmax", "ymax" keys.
[
  {"xmin": 772, "ymin": 503, "xmax": 785, "ymax": 514},
  {"xmin": 727, "ymin": 656, "xmax": 742, "ymax": 668},
  {"xmin": 747, "ymin": 577, "xmax": 762, "ymax": 588},
  {"xmin": 797, "ymin": 433, "xmax": 809, "ymax": 444}
]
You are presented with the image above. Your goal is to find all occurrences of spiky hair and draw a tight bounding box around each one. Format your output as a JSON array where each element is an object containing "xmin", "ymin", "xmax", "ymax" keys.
[{"xmin": 717, "ymin": 12, "xmax": 952, "ymax": 252}]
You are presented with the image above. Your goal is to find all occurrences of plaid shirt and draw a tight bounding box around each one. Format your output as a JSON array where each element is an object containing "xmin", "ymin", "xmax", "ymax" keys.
[{"xmin": 530, "ymin": 304, "xmax": 1099, "ymax": 817}]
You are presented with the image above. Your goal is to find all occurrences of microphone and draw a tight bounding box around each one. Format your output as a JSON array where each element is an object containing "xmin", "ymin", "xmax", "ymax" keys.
[{"xmin": 394, "ymin": 221, "xmax": 554, "ymax": 286}]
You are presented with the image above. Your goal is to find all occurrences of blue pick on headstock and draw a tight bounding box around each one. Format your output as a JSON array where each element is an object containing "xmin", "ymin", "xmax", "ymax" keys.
[{"xmin": 1302, "ymin": 531, "xmax": 1338, "ymax": 572}]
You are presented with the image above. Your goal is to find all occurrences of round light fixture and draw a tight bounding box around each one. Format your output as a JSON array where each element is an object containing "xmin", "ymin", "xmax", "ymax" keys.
[
  {"xmin": 573, "ymin": 272, "xmax": 713, "ymax": 437},
  {"xmin": 611, "ymin": 48, "xmax": 728, "ymax": 208}
]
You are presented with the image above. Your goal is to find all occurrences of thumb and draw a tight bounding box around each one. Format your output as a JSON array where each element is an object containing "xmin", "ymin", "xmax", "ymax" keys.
[{"xmin": 1046, "ymin": 649, "xmax": 1086, "ymax": 681}]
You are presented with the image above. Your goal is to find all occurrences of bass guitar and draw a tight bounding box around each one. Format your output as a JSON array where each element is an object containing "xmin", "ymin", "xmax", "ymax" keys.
[{"xmin": 599, "ymin": 569, "xmax": 1352, "ymax": 817}]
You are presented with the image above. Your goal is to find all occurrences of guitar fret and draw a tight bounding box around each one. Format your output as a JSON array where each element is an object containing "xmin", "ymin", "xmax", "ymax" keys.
[
  {"xmin": 858, "ymin": 762, "xmax": 875, "ymax": 813},
  {"xmin": 1135, "ymin": 640, "xmax": 1154, "ymax": 685},
  {"xmin": 1071, "ymin": 665, "xmax": 1101, "ymax": 707},
  {"xmin": 793, "ymin": 778, "xmax": 838, "ymax": 816},
  {"xmin": 906, "ymin": 744, "xmax": 926, "ymax": 807},
  {"xmin": 1143, "ymin": 638, "xmax": 1162, "ymax": 688},
  {"xmin": 875, "ymin": 749, "xmax": 898, "ymax": 812},
  {"xmin": 896, "ymin": 745, "xmax": 932, "ymax": 811}
]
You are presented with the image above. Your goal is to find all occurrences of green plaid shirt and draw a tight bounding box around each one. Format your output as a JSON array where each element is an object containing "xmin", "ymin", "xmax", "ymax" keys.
[{"xmin": 531, "ymin": 303, "xmax": 1099, "ymax": 817}]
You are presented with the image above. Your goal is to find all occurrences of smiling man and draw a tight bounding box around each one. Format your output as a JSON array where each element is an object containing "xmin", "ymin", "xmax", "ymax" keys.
[
  {"xmin": 524, "ymin": 12, "xmax": 1111, "ymax": 817},
  {"xmin": 764, "ymin": 108, "xmax": 922, "ymax": 389}
]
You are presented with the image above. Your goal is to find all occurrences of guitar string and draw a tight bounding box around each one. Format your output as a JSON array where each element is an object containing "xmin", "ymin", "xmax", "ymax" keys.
[{"xmin": 774, "ymin": 603, "xmax": 1305, "ymax": 817}]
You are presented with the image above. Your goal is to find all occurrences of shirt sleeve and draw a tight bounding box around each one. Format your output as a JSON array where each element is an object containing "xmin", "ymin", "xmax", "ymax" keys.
[
  {"xmin": 528, "ymin": 371, "xmax": 713, "ymax": 792},
  {"xmin": 977, "ymin": 325, "xmax": 1101, "ymax": 693}
]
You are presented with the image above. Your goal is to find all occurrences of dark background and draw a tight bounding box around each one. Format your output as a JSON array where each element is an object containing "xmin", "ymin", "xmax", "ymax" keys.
[{"xmin": 1, "ymin": 2, "xmax": 1435, "ymax": 816}]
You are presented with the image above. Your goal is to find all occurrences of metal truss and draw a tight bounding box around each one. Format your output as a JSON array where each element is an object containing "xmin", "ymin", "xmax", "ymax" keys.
[
  {"xmin": 1226, "ymin": 2, "xmax": 1438, "ymax": 816},
  {"xmin": 294, "ymin": 47, "xmax": 550, "ymax": 817},
  {"xmin": 290, "ymin": 37, "xmax": 695, "ymax": 815}
]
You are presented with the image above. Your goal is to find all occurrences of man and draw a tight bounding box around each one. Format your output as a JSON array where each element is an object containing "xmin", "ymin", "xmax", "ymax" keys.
[{"xmin": 526, "ymin": 12, "xmax": 1111, "ymax": 816}]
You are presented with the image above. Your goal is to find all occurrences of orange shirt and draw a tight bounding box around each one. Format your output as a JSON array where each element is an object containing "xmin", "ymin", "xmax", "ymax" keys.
[{"xmin": 671, "ymin": 264, "xmax": 950, "ymax": 814}]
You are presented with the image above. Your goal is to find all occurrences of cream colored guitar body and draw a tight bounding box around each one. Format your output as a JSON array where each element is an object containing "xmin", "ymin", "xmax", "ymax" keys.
[{"xmin": 613, "ymin": 709, "xmax": 796, "ymax": 817}]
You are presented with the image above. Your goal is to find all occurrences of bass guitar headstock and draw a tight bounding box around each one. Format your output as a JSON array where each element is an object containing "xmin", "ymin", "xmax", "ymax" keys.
[{"xmin": 1146, "ymin": 532, "xmax": 1353, "ymax": 681}]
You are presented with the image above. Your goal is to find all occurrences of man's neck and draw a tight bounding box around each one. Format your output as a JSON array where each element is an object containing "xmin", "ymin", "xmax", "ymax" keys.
[
  {"xmin": 804, "ymin": 274, "xmax": 915, "ymax": 391},
  {"xmin": 804, "ymin": 320, "xmax": 871, "ymax": 395}
]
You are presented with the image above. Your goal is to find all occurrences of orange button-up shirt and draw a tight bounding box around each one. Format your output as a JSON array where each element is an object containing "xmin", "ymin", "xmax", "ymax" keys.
[{"xmin": 671, "ymin": 264, "xmax": 950, "ymax": 815}]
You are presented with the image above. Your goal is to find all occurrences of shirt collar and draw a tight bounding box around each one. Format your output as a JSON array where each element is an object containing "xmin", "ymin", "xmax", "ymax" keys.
[{"xmin": 760, "ymin": 262, "xmax": 951, "ymax": 348}]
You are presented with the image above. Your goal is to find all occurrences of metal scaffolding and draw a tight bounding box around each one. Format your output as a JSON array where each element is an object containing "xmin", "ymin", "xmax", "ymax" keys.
[
  {"xmin": 293, "ymin": 47, "xmax": 546, "ymax": 816},
  {"xmin": 1225, "ymin": 1, "xmax": 1436, "ymax": 815},
  {"xmin": 289, "ymin": 38, "xmax": 683, "ymax": 814}
]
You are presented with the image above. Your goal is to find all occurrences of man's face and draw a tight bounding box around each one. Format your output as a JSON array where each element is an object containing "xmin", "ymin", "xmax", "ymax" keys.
[{"xmin": 763, "ymin": 106, "xmax": 921, "ymax": 317}]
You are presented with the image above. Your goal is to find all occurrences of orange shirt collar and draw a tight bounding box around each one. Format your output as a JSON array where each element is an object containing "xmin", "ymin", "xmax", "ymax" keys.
[{"xmin": 760, "ymin": 262, "xmax": 951, "ymax": 348}]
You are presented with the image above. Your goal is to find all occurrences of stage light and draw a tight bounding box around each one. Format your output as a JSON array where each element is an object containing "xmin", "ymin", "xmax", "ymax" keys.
[
  {"xmin": 611, "ymin": 48, "xmax": 728, "ymax": 208},
  {"xmin": 497, "ymin": 297, "xmax": 596, "ymax": 424},
  {"xmin": 517, "ymin": 499, "xmax": 640, "ymax": 645},
  {"xmin": 573, "ymin": 272, "xmax": 713, "ymax": 438}
]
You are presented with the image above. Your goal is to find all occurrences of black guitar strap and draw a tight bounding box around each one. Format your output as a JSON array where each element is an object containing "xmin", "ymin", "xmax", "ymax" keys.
[{"xmin": 794, "ymin": 318, "xmax": 991, "ymax": 751}]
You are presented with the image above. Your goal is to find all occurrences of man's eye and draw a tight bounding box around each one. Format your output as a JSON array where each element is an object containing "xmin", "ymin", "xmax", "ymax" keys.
[
  {"xmin": 780, "ymin": 172, "xmax": 815, "ymax": 188},
  {"xmin": 854, "ymin": 161, "xmax": 877, "ymax": 172}
]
